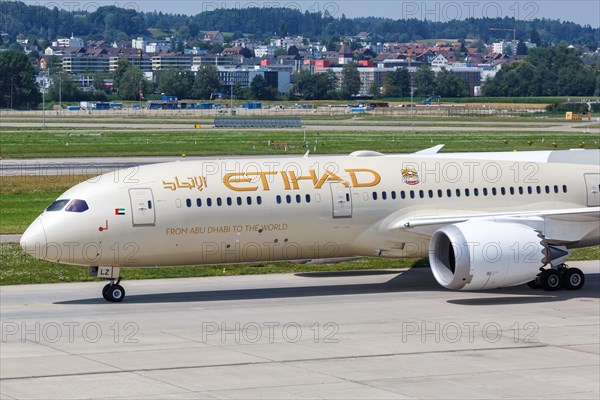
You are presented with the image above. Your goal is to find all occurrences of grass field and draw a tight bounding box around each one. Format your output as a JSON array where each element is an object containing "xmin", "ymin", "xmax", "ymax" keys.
[{"xmin": 1, "ymin": 129, "xmax": 598, "ymax": 158}]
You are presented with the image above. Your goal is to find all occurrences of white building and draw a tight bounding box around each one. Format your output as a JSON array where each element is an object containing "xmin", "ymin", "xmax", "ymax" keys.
[
  {"xmin": 132, "ymin": 37, "xmax": 145, "ymax": 50},
  {"xmin": 146, "ymin": 42, "xmax": 170, "ymax": 53},
  {"xmin": 55, "ymin": 35, "xmax": 84, "ymax": 48},
  {"xmin": 254, "ymin": 45, "xmax": 276, "ymax": 58}
]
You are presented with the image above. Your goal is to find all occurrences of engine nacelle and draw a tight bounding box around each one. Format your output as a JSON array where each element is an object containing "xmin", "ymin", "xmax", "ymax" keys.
[{"xmin": 429, "ymin": 221, "xmax": 548, "ymax": 290}]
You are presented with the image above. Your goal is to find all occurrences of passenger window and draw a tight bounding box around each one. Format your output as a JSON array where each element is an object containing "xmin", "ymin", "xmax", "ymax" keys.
[
  {"xmin": 197, "ymin": 199, "xmax": 202, "ymax": 207},
  {"xmin": 536, "ymin": 186, "xmax": 541, "ymax": 194},
  {"xmin": 528, "ymin": 186, "xmax": 533, "ymax": 194},
  {"xmin": 474, "ymin": 188, "xmax": 479, "ymax": 196},
  {"xmin": 227, "ymin": 197, "xmax": 232, "ymax": 206},
  {"xmin": 438, "ymin": 189, "xmax": 443, "ymax": 198},
  {"xmin": 464, "ymin": 189, "xmax": 470, "ymax": 197},
  {"xmin": 562, "ymin": 185, "xmax": 568, "ymax": 193},
  {"xmin": 500, "ymin": 187, "xmax": 506, "ymax": 195},
  {"xmin": 276, "ymin": 195, "xmax": 282, "ymax": 204},
  {"xmin": 207, "ymin": 198, "xmax": 212, "ymax": 207},
  {"xmin": 455, "ymin": 189, "xmax": 461, "ymax": 197},
  {"xmin": 247, "ymin": 196, "xmax": 252, "ymax": 205},
  {"xmin": 447, "ymin": 189, "xmax": 452, "ymax": 198},
  {"xmin": 419, "ymin": 190, "xmax": 424, "ymax": 199},
  {"xmin": 46, "ymin": 199, "xmax": 70, "ymax": 212},
  {"xmin": 237, "ymin": 197, "xmax": 242, "ymax": 206},
  {"xmin": 217, "ymin": 198, "xmax": 222, "ymax": 207},
  {"xmin": 391, "ymin": 191, "xmax": 397, "ymax": 200},
  {"xmin": 286, "ymin": 195, "xmax": 291, "ymax": 204},
  {"xmin": 296, "ymin": 194, "xmax": 301, "ymax": 203},
  {"xmin": 372, "ymin": 192, "xmax": 378, "ymax": 200},
  {"xmin": 509, "ymin": 187, "xmax": 515, "ymax": 195},
  {"xmin": 257, "ymin": 196, "xmax": 262, "ymax": 205},
  {"xmin": 428, "ymin": 190, "xmax": 434, "ymax": 198},
  {"xmin": 401, "ymin": 191, "xmax": 406, "ymax": 199},
  {"xmin": 554, "ymin": 185, "xmax": 559, "ymax": 194},
  {"xmin": 306, "ymin": 194, "xmax": 311, "ymax": 203},
  {"xmin": 519, "ymin": 187, "xmax": 524, "ymax": 195},
  {"xmin": 382, "ymin": 191, "xmax": 387, "ymax": 200},
  {"xmin": 410, "ymin": 190, "xmax": 415, "ymax": 199},
  {"xmin": 545, "ymin": 186, "xmax": 550, "ymax": 194},
  {"xmin": 185, "ymin": 199, "xmax": 192, "ymax": 208},
  {"xmin": 492, "ymin": 188, "xmax": 497, "ymax": 196},
  {"xmin": 483, "ymin": 188, "xmax": 488, "ymax": 196},
  {"xmin": 65, "ymin": 199, "xmax": 89, "ymax": 213}
]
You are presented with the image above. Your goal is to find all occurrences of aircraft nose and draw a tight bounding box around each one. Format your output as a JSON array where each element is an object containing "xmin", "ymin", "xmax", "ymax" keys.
[{"xmin": 20, "ymin": 218, "xmax": 47, "ymax": 259}]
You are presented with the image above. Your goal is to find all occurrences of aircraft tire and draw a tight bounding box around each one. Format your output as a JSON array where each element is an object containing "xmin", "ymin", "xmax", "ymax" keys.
[
  {"xmin": 539, "ymin": 269, "xmax": 562, "ymax": 291},
  {"xmin": 103, "ymin": 284, "xmax": 126, "ymax": 302},
  {"xmin": 563, "ymin": 268, "xmax": 585, "ymax": 290}
]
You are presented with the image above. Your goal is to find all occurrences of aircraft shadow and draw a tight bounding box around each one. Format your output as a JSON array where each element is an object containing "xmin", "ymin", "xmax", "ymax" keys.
[{"xmin": 55, "ymin": 269, "xmax": 600, "ymax": 305}]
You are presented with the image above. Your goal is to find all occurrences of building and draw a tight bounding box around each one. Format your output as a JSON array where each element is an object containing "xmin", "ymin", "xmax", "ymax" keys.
[
  {"xmin": 145, "ymin": 41, "xmax": 171, "ymax": 53},
  {"xmin": 216, "ymin": 66, "xmax": 291, "ymax": 94},
  {"xmin": 132, "ymin": 37, "xmax": 145, "ymax": 50},
  {"xmin": 203, "ymin": 31, "xmax": 225, "ymax": 43},
  {"xmin": 151, "ymin": 53, "xmax": 193, "ymax": 71},
  {"xmin": 338, "ymin": 42, "xmax": 353, "ymax": 65},
  {"xmin": 254, "ymin": 45, "xmax": 276, "ymax": 58},
  {"xmin": 55, "ymin": 35, "xmax": 84, "ymax": 48}
]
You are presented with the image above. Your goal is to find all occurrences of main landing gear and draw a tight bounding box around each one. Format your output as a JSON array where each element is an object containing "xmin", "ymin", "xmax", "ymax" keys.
[
  {"xmin": 102, "ymin": 278, "xmax": 126, "ymax": 302},
  {"xmin": 527, "ymin": 264, "xmax": 585, "ymax": 291}
]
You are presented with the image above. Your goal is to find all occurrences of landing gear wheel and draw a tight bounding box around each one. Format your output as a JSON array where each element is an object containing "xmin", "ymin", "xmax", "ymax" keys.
[
  {"xmin": 102, "ymin": 284, "xmax": 126, "ymax": 302},
  {"xmin": 563, "ymin": 268, "xmax": 585, "ymax": 290},
  {"xmin": 539, "ymin": 269, "xmax": 562, "ymax": 291},
  {"xmin": 527, "ymin": 275, "xmax": 542, "ymax": 289}
]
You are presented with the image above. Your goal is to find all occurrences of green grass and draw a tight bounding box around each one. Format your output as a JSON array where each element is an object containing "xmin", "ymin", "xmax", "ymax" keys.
[
  {"xmin": 1, "ymin": 243, "xmax": 597, "ymax": 286},
  {"xmin": 0, "ymin": 243, "xmax": 426, "ymax": 286},
  {"xmin": 1, "ymin": 129, "xmax": 598, "ymax": 159}
]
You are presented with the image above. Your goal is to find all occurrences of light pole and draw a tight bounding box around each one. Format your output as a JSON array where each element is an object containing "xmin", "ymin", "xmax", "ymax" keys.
[{"xmin": 42, "ymin": 77, "xmax": 46, "ymax": 128}]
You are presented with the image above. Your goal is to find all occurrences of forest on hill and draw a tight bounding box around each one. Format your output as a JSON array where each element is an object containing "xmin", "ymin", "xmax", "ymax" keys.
[{"xmin": 1, "ymin": 1, "xmax": 598, "ymax": 48}]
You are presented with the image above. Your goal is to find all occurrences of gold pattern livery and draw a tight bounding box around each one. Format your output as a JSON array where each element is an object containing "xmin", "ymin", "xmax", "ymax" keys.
[
  {"xmin": 162, "ymin": 176, "xmax": 208, "ymax": 191},
  {"xmin": 224, "ymin": 169, "xmax": 381, "ymax": 192}
]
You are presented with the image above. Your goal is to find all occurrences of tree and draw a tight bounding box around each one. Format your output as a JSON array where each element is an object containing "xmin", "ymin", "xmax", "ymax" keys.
[
  {"xmin": 233, "ymin": 82, "xmax": 250, "ymax": 99},
  {"xmin": 47, "ymin": 71, "xmax": 83, "ymax": 102},
  {"xmin": 516, "ymin": 40, "xmax": 528, "ymax": 56},
  {"xmin": 191, "ymin": 65, "xmax": 221, "ymax": 100},
  {"xmin": 382, "ymin": 67, "xmax": 410, "ymax": 98},
  {"xmin": 293, "ymin": 70, "xmax": 337, "ymax": 100},
  {"xmin": 239, "ymin": 47, "xmax": 254, "ymax": 58},
  {"xmin": 157, "ymin": 70, "xmax": 194, "ymax": 99},
  {"xmin": 250, "ymin": 75, "xmax": 277, "ymax": 100},
  {"xmin": 413, "ymin": 65, "xmax": 436, "ymax": 96},
  {"xmin": 340, "ymin": 61, "xmax": 361, "ymax": 99},
  {"xmin": 530, "ymin": 29, "xmax": 542, "ymax": 47},
  {"xmin": 434, "ymin": 68, "xmax": 468, "ymax": 97},
  {"xmin": 369, "ymin": 81, "xmax": 381, "ymax": 99},
  {"xmin": 0, "ymin": 51, "xmax": 41, "ymax": 109},
  {"xmin": 114, "ymin": 64, "xmax": 148, "ymax": 100},
  {"xmin": 287, "ymin": 45, "xmax": 299, "ymax": 56}
]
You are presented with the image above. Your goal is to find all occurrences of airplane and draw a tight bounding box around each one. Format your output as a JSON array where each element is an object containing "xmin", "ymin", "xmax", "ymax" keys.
[{"xmin": 20, "ymin": 146, "xmax": 600, "ymax": 302}]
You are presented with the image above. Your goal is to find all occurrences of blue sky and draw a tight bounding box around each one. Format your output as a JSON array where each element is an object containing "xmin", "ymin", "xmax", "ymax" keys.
[{"xmin": 24, "ymin": 1, "xmax": 600, "ymax": 27}]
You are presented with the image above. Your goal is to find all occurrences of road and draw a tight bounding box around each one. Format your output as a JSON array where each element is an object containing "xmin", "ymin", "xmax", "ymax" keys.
[{"xmin": 1, "ymin": 261, "xmax": 599, "ymax": 399}]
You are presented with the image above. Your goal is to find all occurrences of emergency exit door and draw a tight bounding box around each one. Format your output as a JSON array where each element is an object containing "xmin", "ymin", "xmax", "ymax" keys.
[{"xmin": 129, "ymin": 188, "xmax": 156, "ymax": 226}]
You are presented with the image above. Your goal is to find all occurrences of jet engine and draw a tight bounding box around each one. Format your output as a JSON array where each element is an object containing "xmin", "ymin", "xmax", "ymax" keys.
[{"xmin": 429, "ymin": 221, "xmax": 549, "ymax": 290}]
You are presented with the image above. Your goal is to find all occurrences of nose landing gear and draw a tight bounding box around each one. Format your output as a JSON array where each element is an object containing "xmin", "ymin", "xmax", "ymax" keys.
[
  {"xmin": 102, "ymin": 278, "xmax": 126, "ymax": 302},
  {"xmin": 90, "ymin": 266, "xmax": 126, "ymax": 302}
]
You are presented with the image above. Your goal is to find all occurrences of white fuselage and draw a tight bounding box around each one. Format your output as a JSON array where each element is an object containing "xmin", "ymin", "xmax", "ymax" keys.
[{"xmin": 20, "ymin": 150, "xmax": 600, "ymax": 269}]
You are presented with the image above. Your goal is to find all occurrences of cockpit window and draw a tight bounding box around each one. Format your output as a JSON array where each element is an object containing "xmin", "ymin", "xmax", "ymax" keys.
[
  {"xmin": 46, "ymin": 199, "xmax": 70, "ymax": 212},
  {"xmin": 65, "ymin": 199, "xmax": 89, "ymax": 213}
]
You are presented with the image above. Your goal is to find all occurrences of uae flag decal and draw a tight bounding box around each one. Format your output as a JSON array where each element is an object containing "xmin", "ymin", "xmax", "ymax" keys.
[{"xmin": 115, "ymin": 208, "xmax": 126, "ymax": 215}]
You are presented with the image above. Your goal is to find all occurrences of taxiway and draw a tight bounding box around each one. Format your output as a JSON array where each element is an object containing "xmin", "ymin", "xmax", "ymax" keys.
[{"xmin": 1, "ymin": 261, "xmax": 598, "ymax": 399}]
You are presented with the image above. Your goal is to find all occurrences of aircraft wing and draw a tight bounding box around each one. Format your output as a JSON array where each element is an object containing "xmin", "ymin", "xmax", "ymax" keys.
[{"xmin": 390, "ymin": 207, "xmax": 600, "ymax": 242}]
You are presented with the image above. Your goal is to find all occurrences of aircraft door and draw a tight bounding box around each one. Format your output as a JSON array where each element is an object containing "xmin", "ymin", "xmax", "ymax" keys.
[
  {"xmin": 330, "ymin": 182, "xmax": 352, "ymax": 218},
  {"xmin": 129, "ymin": 188, "xmax": 156, "ymax": 226},
  {"xmin": 584, "ymin": 174, "xmax": 600, "ymax": 207}
]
